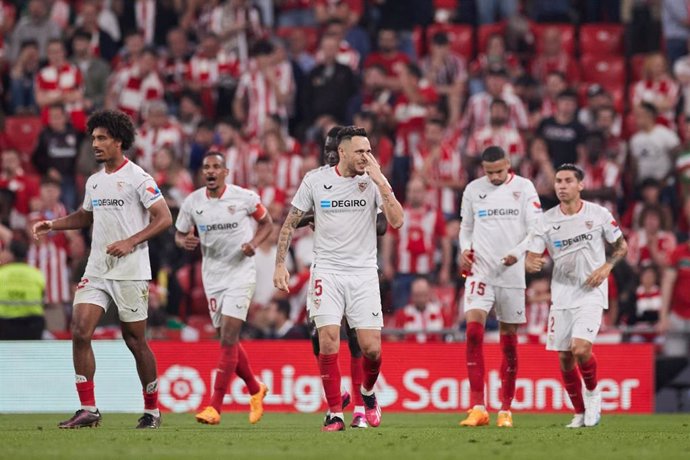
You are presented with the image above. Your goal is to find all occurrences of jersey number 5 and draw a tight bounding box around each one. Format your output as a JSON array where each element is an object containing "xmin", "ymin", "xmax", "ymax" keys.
[
  {"xmin": 314, "ymin": 279, "xmax": 323, "ymax": 296},
  {"xmin": 469, "ymin": 281, "xmax": 486, "ymax": 296}
]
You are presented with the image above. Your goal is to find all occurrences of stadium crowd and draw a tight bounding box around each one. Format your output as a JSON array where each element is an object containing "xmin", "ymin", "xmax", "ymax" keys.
[{"xmin": 1, "ymin": 0, "xmax": 689, "ymax": 355}]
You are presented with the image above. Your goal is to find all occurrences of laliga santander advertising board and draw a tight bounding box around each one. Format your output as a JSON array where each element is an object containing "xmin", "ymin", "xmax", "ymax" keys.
[{"xmin": 153, "ymin": 342, "xmax": 654, "ymax": 414}]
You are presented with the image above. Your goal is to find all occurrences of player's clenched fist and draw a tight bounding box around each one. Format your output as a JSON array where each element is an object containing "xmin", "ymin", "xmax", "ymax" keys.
[
  {"xmin": 525, "ymin": 252, "xmax": 546, "ymax": 273},
  {"xmin": 32, "ymin": 220, "xmax": 53, "ymax": 240},
  {"xmin": 241, "ymin": 242, "xmax": 256, "ymax": 257},
  {"xmin": 273, "ymin": 264, "xmax": 290, "ymax": 292},
  {"xmin": 106, "ymin": 239, "xmax": 135, "ymax": 258},
  {"xmin": 585, "ymin": 264, "xmax": 612, "ymax": 288},
  {"xmin": 180, "ymin": 231, "xmax": 200, "ymax": 251}
]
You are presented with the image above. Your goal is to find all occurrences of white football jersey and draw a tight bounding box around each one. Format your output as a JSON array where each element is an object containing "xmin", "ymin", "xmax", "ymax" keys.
[
  {"xmin": 82, "ymin": 160, "xmax": 163, "ymax": 280},
  {"xmin": 176, "ymin": 185, "xmax": 263, "ymax": 294},
  {"xmin": 529, "ymin": 200, "xmax": 622, "ymax": 309},
  {"xmin": 291, "ymin": 165, "xmax": 383, "ymax": 274},
  {"xmin": 460, "ymin": 173, "xmax": 542, "ymax": 288}
]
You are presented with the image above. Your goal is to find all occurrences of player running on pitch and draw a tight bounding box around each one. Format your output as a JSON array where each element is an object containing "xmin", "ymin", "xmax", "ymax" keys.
[
  {"xmin": 175, "ymin": 151, "xmax": 273, "ymax": 426},
  {"xmin": 526, "ymin": 164, "xmax": 627, "ymax": 428},
  {"xmin": 459, "ymin": 146, "xmax": 542, "ymax": 428},
  {"xmin": 33, "ymin": 110, "xmax": 173, "ymax": 429},
  {"xmin": 273, "ymin": 126, "xmax": 403, "ymax": 431}
]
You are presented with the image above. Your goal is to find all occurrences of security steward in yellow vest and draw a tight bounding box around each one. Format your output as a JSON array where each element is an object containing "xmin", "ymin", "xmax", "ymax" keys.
[{"xmin": 0, "ymin": 240, "xmax": 46, "ymax": 340}]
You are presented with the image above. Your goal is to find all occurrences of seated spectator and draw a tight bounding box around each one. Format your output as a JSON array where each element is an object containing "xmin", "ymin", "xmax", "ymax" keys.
[
  {"xmin": 259, "ymin": 129, "xmax": 303, "ymax": 199},
  {"xmin": 632, "ymin": 52, "xmax": 679, "ymax": 128},
  {"xmin": 108, "ymin": 46, "xmax": 164, "ymax": 123},
  {"xmin": 578, "ymin": 131, "xmax": 621, "ymax": 214},
  {"xmin": 8, "ymin": 0, "xmax": 60, "ymax": 62},
  {"xmin": 177, "ymin": 91, "xmax": 203, "ymax": 147},
  {"xmin": 393, "ymin": 277, "xmax": 450, "ymax": 343},
  {"xmin": 524, "ymin": 275, "xmax": 550, "ymax": 344},
  {"xmin": 187, "ymin": 120, "xmax": 216, "ymax": 172},
  {"xmin": 316, "ymin": 0, "xmax": 369, "ymax": 60},
  {"xmin": 461, "ymin": 67, "xmax": 528, "ymax": 134},
  {"xmin": 360, "ymin": 64, "xmax": 395, "ymax": 120},
  {"xmin": 74, "ymin": 0, "xmax": 117, "ymax": 62},
  {"xmin": 421, "ymin": 31, "xmax": 467, "ymax": 126},
  {"xmin": 265, "ymin": 298, "xmax": 309, "ymax": 339},
  {"xmin": 621, "ymin": 178, "xmax": 674, "ymax": 233},
  {"xmin": 469, "ymin": 33, "xmax": 522, "ymax": 94},
  {"xmin": 363, "ymin": 28, "xmax": 410, "ymax": 91},
  {"xmin": 633, "ymin": 264, "xmax": 662, "ymax": 326},
  {"xmin": 31, "ymin": 104, "xmax": 82, "ymax": 210},
  {"xmin": 579, "ymin": 85, "xmax": 621, "ymax": 135},
  {"xmin": 8, "ymin": 39, "xmax": 41, "ymax": 115},
  {"xmin": 160, "ymin": 28, "xmax": 192, "ymax": 111},
  {"xmin": 353, "ymin": 111, "xmax": 394, "ymax": 177},
  {"xmin": 315, "ymin": 18, "xmax": 360, "ymax": 71},
  {"xmin": 530, "ymin": 27, "xmax": 579, "ymax": 83},
  {"xmin": 626, "ymin": 205, "xmax": 677, "ymax": 270},
  {"xmin": 111, "ymin": 30, "xmax": 145, "ymax": 71},
  {"xmin": 629, "ymin": 102, "xmax": 680, "ymax": 190},
  {"xmin": 212, "ymin": 118, "xmax": 253, "ymax": 188},
  {"xmin": 537, "ymin": 89, "xmax": 587, "ymax": 167},
  {"xmin": 467, "ymin": 98, "xmax": 525, "ymax": 173},
  {"xmin": 519, "ymin": 137, "xmax": 557, "ymax": 209},
  {"xmin": 35, "ymin": 38, "xmax": 86, "ymax": 132},
  {"xmin": 251, "ymin": 155, "xmax": 287, "ymax": 216},
  {"xmin": 594, "ymin": 105, "xmax": 626, "ymax": 166},
  {"xmin": 151, "ymin": 146, "xmax": 193, "ymax": 210},
  {"xmin": 207, "ymin": 0, "xmax": 264, "ymax": 69},
  {"xmin": 539, "ymin": 71, "xmax": 567, "ymax": 120},
  {"xmin": 659, "ymin": 227, "xmax": 690, "ymax": 356},
  {"xmin": 70, "ymin": 29, "xmax": 110, "ymax": 112},
  {"xmin": 134, "ymin": 100, "xmax": 183, "ymax": 172},
  {"xmin": 0, "ymin": 149, "xmax": 40, "ymax": 230}
]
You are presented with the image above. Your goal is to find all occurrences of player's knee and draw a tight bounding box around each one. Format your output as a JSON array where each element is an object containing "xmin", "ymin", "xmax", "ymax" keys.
[
  {"xmin": 220, "ymin": 331, "xmax": 240, "ymax": 347},
  {"xmin": 360, "ymin": 342, "xmax": 381, "ymax": 361},
  {"xmin": 570, "ymin": 343, "xmax": 591, "ymax": 361},
  {"xmin": 70, "ymin": 320, "xmax": 92, "ymax": 344},
  {"xmin": 466, "ymin": 323, "xmax": 484, "ymax": 346},
  {"xmin": 123, "ymin": 334, "xmax": 147, "ymax": 353}
]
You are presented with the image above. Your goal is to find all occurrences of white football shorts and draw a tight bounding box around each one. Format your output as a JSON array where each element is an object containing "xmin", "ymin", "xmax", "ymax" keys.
[
  {"xmin": 463, "ymin": 276, "xmax": 526, "ymax": 324},
  {"xmin": 546, "ymin": 304, "xmax": 604, "ymax": 351},
  {"xmin": 73, "ymin": 276, "xmax": 149, "ymax": 323},
  {"xmin": 206, "ymin": 284, "xmax": 256, "ymax": 328}
]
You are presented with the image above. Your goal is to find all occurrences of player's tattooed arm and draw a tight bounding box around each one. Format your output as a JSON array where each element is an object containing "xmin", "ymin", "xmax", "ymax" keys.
[
  {"xmin": 296, "ymin": 211, "xmax": 315, "ymax": 229},
  {"xmin": 274, "ymin": 206, "xmax": 305, "ymax": 292},
  {"xmin": 606, "ymin": 235, "xmax": 628, "ymax": 267}
]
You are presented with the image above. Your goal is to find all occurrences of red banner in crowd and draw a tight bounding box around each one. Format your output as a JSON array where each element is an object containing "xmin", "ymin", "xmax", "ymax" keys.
[{"xmin": 151, "ymin": 341, "xmax": 654, "ymax": 414}]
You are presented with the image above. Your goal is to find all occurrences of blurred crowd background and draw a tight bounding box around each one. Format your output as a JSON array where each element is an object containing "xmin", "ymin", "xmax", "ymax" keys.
[{"xmin": 1, "ymin": 0, "xmax": 690, "ymax": 357}]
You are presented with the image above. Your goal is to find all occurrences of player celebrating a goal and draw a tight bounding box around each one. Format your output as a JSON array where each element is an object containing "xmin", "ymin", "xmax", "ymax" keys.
[
  {"xmin": 526, "ymin": 164, "xmax": 627, "ymax": 428},
  {"xmin": 175, "ymin": 151, "xmax": 273, "ymax": 426},
  {"xmin": 273, "ymin": 126, "xmax": 403, "ymax": 432},
  {"xmin": 459, "ymin": 146, "xmax": 542, "ymax": 428},
  {"xmin": 33, "ymin": 110, "xmax": 173, "ymax": 429}
]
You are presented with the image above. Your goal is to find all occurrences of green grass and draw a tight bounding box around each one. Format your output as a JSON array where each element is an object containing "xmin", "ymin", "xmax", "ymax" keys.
[{"xmin": 1, "ymin": 413, "xmax": 688, "ymax": 460}]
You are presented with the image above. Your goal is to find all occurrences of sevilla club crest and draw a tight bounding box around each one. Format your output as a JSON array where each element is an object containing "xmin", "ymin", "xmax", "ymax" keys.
[
  {"xmin": 358, "ymin": 181, "xmax": 368, "ymax": 192},
  {"xmin": 585, "ymin": 220, "xmax": 593, "ymax": 230},
  {"xmin": 513, "ymin": 191, "xmax": 521, "ymax": 200},
  {"xmin": 228, "ymin": 205, "xmax": 236, "ymax": 214}
]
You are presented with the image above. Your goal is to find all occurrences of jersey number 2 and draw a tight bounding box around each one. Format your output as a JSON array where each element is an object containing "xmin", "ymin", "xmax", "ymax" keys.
[{"xmin": 469, "ymin": 281, "xmax": 486, "ymax": 296}]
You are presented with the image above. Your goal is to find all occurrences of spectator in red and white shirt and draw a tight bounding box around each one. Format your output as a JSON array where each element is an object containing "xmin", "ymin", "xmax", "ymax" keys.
[
  {"xmin": 579, "ymin": 130, "xmax": 621, "ymax": 213},
  {"xmin": 461, "ymin": 67, "xmax": 528, "ymax": 133},
  {"xmin": 213, "ymin": 117, "xmax": 256, "ymax": 188},
  {"xmin": 315, "ymin": 18, "xmax": 360, "ymax": 71},
  {"xmin": 35, "ymin": 38, "xmax": 86, "ymax": 132},
  {"xmin": 251, "ymin": 155, "xmax": 287, "ymax": 217},
  {"xmin": 133, "ymin": 100, "xmax": 183, "ymax": 172},
  {"xmin": 108, "ymin": 46, "xmax": 164, "ymax": 122},
  {"xmin": 539, "ymin": 71, "xmax": 567, "ymax": 120},
  {"xmin": 184, "ymin": 33, "xmax": 240, "ymax": 119},
  {"xmin": 393, "ymin": 277, "xmax": 450, "ymax": 343},
  {"xmin": 76, "ymin": 0, "xmax": 118, "ymax": 62},
  {"xmin": 530, "ymin": 27, "xmax": 579, "ymax": 83},
  {"xmin": 411, "ymin": 118, "xmax": 465, "ymax": 217},
  {"xmin": 160, "ymin": 28, "xmax": 192, "ymax": 104},
  {"xmin": 260, "ymin": 129, "xmax": 303, "ymax": 199},
  {"xmin": 524, "ymin": 276, "xmax": 551, "ymax": 344},
  {"xmin": 632, "ymin": 52, "xmax": 680, "ymax": 128},
  {"xmin": 364, "ymin": 28, "xmax": 410, "ymax": 91},
  {"xmin": 659, "ymin": 235, "xmax": 690, "ymax": 354},
  {"xmin": 233, "ymin": 40, "xmax": 292, "ymax": 137},
  {"xmin": 421, "ymin": 31, "xmax": 468, "ymax": 126},
  {"xmin": 207, "ymin": 0, "xmax": 264, "ymax": 68},
  {"xmin": 469, "ymin": 33, "xmax": 522, "ymax": 83},
  {"xmin": 112, "ymin": 30, "xmax": 145, "ymax": 71},
  {"xmin": 0, "ymin": 149, "xmax": 40, "ymax": 230},
  {"xmin": 621, "ymin": 178, "xmax": 674, "ymax": 233},
  {"xmin": 467, "ymin": 98, "xmax": 525, "ymax": 174},
  {"xmin": 633, "ymin": 264, "xmax": 662, "ymax": 326},
  {"xmin": 151, "ymin": 146, "xmax": 193, "ymax": 210},
  {"xmin": 594, "ymin": 105, "xmax": 626, "ymax": 166},
  {"xmin": 383, "ymin": 177, "xmax": 451, "ymax": 309},
  {"xmin": 361, "ymin": 64, "xmax": 395, "ymax": 120},
  {"xmin": 626, "ymin": 205, "xmax": 677, "ymax": 271}
]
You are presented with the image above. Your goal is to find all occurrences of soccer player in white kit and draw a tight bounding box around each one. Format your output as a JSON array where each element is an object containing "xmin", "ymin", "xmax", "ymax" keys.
[
  {"xmin": 32, "ymin": 110, "xmax": 173, "ymax": 429},
  {"xmin": 526, "ymin": 164, "xmax": 628, "ymax": 428},
  {"xmin": 459, "ymin": 146, "xmax": 542, "ymax": 428},
  {"xmin": 273, "ymin": 126, "xmax": 404, "ymax": 432},
  {"xmin": 174, "ymin": 152, "xmax": 273, "ymax": 426}
]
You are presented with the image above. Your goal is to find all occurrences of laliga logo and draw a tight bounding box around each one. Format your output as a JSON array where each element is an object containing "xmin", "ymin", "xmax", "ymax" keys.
[{"xmin": 158, "ymin": 365, "xmax": 206, "ymax": 412}]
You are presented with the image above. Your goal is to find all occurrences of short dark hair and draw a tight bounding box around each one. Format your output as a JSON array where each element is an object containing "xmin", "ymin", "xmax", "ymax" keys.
[
  {"xmin": 86, "ymin": 110, "xmax": 136, "ymax": 151},
  {"xmin": 203, "ymin": 150, "xmax": 225, "ymax": 162},
  {"xmin": 490, "ymin": 98, "xmax": 508, "ymax": 110},
  {"xmin": 556, "ymin": 163, "xmax": 585, "ymax": 181},
  {"xmin": 426, "ymin": 118, "xmax": 445, "ymax": 128},
  {"xmin": 217, "ymin": 116, "xmax": 242, "ymax": 131},
  {"xmin": 640, "ymin": 177, "xmax": 661, "ymax": 189},
  {"xmin": 251, "ymin": 40, "xmax": 274, "ymax": 57},
  {"xmin": 41, "ymin": 176, "xmax": 62, "ymax": 187},
  {"xmin": 557, "ymin": 88, "xmax": 578, "ymax": 101},
  {"xmin": 405, "ymin": 62, "xmax": 423, "ymax": 80},
  {"xmin": 255, "ymin": 155, "xmax": 272, "ymax": 165},
  {"xmin": 19, "ymin": 39, "xmax": 39, "ymax": 51},
  {"xmin": 639, "ymin": 101, "xmax": 658, "ymax": 118},
  {"xmin": 9, "ymin": 239, "xmax": 29, "ymax": 261},
  {"xmin": 481, "ymin": 146, "xmax": 507, "ymax": 162},
  {"xmin": 72, "ymin": 29, "xmax": 92, "ymax": 42},
  {"xmin": 431, "ymin": 31, "xmax": 449, "ymax": 46},
  {"xmin": 336, "ymin": 126, "xmax": 367, "ymax": 146},
  {"xmin": 325, "ymin": 125, "xmax": 344, "ymax": 150}
]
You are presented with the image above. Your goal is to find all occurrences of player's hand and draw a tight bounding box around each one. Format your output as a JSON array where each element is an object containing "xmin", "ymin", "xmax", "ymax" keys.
[
  {"xmin": 308, "ymin": 221, "xmax": 315, "ymax": 232},
  {"xmin": 585, "ymin": 263, "xmax": 612, "ymax": 288},
  {"xmin": 525, "ymin": 253, "xmax": 546, "ymax": 273},
  {"xmin": 383, "ymin": 263, "xmax": 395, "ymax": 281},
  {"xmin": 656, "ymin": 315, "xmax": 669, "ymax": 334},
  {"xmin": 273, "ymin": 264, "xmax": 291, "ymax": 293},
  {"xmin": 32, "ymin": 220, "xmax": 53, "ymax": 240},
  {"xmin": 439, "ymin": 266, "xmax": 451, "ymax": 285},
  {"xmin": 501, "ymin": 255, "xmax": 518, "ymax": 267},
  {"xmin": 364, "ymin": 151, "xmax": 388, "ymax": 187},
  {"xmin": 181, "ymin": 231, "xmax": 200, "ymax": 251},
  {"xmin": 106, "ymin": 239, "xmax": 136, "ymax": 258},
  {"xmin": 460, "ymin": 249, "xmax": 474, "ymax": 272},
  {"xmin": 241, "ymin": 242, "xmax": 256, "ymax": 257}
]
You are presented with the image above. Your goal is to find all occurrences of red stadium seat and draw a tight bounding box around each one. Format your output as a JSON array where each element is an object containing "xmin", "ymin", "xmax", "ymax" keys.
[
  {"xmin": 3, "ymin": 116, "xmax": 43, "ymax": 156},
  {"xmin": 477, "ymin": 22, "xmax": 506, "ymax": 54},
  {"xmin": 433, "ymin": 0, "xmax": 457, "ymax": 8},
  {"xmin": 275, "ymin": 26, "xmax": 320, "ymax": 53},
  {"xmin": 580, "ymin": 54, "xmax": 626, "ymax": 86},
  {"xmin": 630, "ymin": 53, "xmax": 647, "ymax": 82},
  {"xmin": 427, "ymin": 24, "xmax": 474, "ymax": 59},
  {"xmin": 579, "ymin": 24, "xmax": 624, "ymax": 56},
  {"xmin": 531, "ymin": 23, "xmax": 575, "ymax": 55}
]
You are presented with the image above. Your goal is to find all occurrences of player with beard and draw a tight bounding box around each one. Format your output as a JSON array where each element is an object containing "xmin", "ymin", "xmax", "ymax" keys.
[
  {"xmin": 176, "ymin": 151, "xmax": 273, "ymax": 426},
  {"xmin": 274, "ymin": 126, "xmax": 404, "ymax": 431},
  {"xmin": 33, "ymin": 110, "xmax": 173, "ymax": 429}
]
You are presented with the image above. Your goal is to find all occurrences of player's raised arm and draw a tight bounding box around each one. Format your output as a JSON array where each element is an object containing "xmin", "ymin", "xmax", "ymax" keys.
[
  {"xmin": 273, "ymin": 205, "xmax": 306, "ymax": 292},
  {"xmin": 365, "ymin": 151, "xmax": 403, "ymax": 229},
  {"xmin": 32, "ymin": 207, "xmax": 94, "ymax": 239}
]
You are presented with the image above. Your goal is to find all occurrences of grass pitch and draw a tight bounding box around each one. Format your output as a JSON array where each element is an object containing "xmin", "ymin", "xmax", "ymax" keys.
[{"xmin": 1, "ymin": 412, "xmax": 688, "ymax": 460}]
